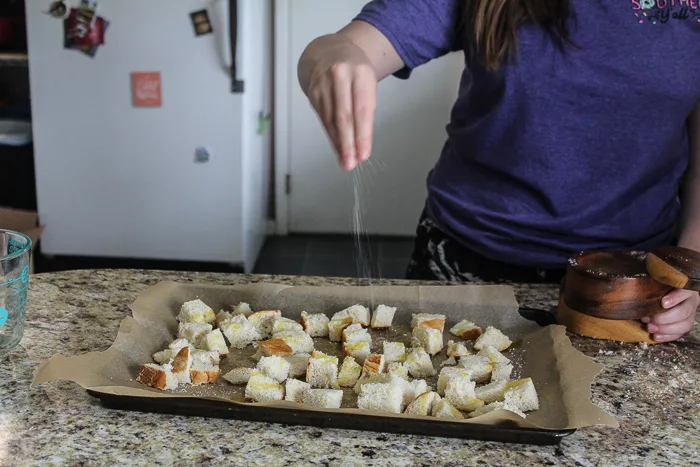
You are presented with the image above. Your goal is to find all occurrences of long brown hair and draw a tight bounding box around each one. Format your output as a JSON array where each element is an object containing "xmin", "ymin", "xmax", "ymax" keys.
[{"xmin": 464, "ymin": 0, "xmax": 575, "ymax": 71}]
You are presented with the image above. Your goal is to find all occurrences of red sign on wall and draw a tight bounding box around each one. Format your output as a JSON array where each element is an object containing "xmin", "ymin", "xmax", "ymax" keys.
[{"xmin": 131, "ymin": 72, "xmax": 162, "ymax": 108}]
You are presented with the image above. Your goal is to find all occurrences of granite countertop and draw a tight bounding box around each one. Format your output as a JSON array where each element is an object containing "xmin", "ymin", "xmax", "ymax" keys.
[{"xmin": 2, "ymin": 270, "xmax": 699, "ymax": 466}]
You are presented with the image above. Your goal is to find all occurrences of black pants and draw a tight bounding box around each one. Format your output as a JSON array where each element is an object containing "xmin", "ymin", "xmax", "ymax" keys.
[{"xmin": 405, "ymin": 213, "xmax": 566, "ymax": 284}]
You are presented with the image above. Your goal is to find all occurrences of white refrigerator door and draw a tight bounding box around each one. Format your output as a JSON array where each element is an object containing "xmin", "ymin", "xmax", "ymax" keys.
[
  {"xmin": 26, "ymin": 0, "xmax": 245, "ymax": 263},
  {"xmin": 283, "ymin": 0, "xmax": 463, "ymax": 236}
]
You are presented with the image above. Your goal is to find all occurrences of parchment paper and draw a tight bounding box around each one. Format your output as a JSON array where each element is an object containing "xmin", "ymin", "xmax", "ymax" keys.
[{"xmin": 32, "ymin": 281, "xmax": 619, "ymax": 430}]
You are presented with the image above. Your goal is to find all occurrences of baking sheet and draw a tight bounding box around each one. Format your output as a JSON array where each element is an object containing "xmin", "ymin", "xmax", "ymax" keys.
[{"xmin": 32, "ymin": 281, "xmax": 619, "ymax": 431}]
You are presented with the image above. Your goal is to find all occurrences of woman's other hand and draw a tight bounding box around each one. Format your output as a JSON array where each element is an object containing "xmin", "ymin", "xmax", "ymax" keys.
[{"xmin": 642, "ymin": 289, "xmax": 698, "ymax": 342}]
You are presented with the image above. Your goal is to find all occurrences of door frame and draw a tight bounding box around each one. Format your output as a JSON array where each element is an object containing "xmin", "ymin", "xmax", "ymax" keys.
[{"xmin": 273, "ymin": 0, "xmax": 290, "ymax": 235}]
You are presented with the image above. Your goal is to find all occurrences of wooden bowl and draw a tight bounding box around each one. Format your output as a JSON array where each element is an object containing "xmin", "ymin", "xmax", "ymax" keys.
[{"xmin": 563, "ymin": 251, "xmax": 672, "ymax": 320}]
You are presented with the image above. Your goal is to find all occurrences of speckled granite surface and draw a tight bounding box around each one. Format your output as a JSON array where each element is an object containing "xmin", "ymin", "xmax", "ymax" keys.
[{"xmin": 1, "ymin": 270, "xmax": 698, "ymax": 466}]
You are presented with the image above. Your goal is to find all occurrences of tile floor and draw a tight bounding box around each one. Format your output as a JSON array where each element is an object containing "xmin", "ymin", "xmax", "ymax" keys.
[{"xmin": 253, "ymin": 235, "xmax": 415, "ymax": 279}]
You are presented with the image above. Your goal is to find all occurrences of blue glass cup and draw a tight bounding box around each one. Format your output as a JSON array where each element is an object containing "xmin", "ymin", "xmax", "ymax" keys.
[{"xmin": 0, "ymin": 230, "xmax": 31, "ymax": 358}]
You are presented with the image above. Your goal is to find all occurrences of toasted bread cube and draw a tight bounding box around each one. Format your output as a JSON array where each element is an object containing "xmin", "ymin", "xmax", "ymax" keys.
[
  {"xmin": 358, "ymin": 381, "xmax": 404, "ymax": 414},
  {"xmin": 245, "ymin": 371, "xmax": 285, "ymax": 402},
  {"xmin": 328, "ymin": 317, "xmax": 354, "ymax": 342},
  {"xmin": 306, "ymin": 351, "xmax": 339, "ymax": 389},
  {"xmin": 405, "ymin": 391, "xmax": 442, "ymax": 417},
  {"xmin": 491, "ymin": 362, "xmax": 514, "ymax": 382},
  {"xmin": 189, "ymin": 357, "xmax": 220, "ymax": 385},
  {"xmin": 199, "ymin": 329, "xmax": 229, "ymax": 356},
  {"xmin": 445, "ymin": 374, "xmax": 484, "ymax": 412},
  {"xmin": 222, "ymin": 367, "xmax": 256, "ymax": 385},
  {"xmin": 137, "ymin": 363, "xmax": 179, "ymax": 391},
  {"xmin": 370, "ymin": 304, "xmax": 396, "ymax": 329},
  {"xmin": 257, "ymin": 338, "xmax": 294, "ymax": 357},
  {"xmin": 302, "ymin": 389, "xmax": 343, "ymax": 409},
  {"xmin": 285, "ymin": 378, "xmax": 311, "ymax": 403},
  {"xmin": 441, "ymin": 357, "xmax": 458, "ymax": 367},
  {"xmin": 170, "ymin": 346, "xmax": 192, "ymax": 385},
  {"xmin": 333, "ymin": 304, "xmax": 370, "ymax": 327},
  {"xmin": 473, "ymin": 326, "xmax": 512, "ymax": 352},
  {"xmin": 342, "ymin": 323, "xmax": 372, "ymax": 344},
  {"xmin": 477, "ymin": 345, "xmax": 511, "ymax": 364},
  {"xmin": 216, "ymin": 310, "xmax": 234, "ymax": 327},
  {"xmin": 412, "ymin": 326, "xmax": 444, "ymax": 356},
  {"xmin": 475, "ymin": 380, "xmax": 507, "ymax": 404},
  {"xmin": 231, "ymin": 302, "xmax": 253, "ymax": 316},
  {"xmin": 437, "ymin": 367, "xmax": 473, "ymax": 396},
  {"xmin": 458, "ymin": 355, "xmax": 494, "ymax": 383},
  {"xmin": 342, "ymin": 341, "xmax": 371, "ymax": 364},
  {"xmin": 387, "ymin": 362, "xmax": 409, "ymax": 380},
  {"xmin": 411, "ymin": 313, "xmax": 446, "ymax": 332},
  {"xmin": 432, "ymin": 399, "xmax": 464, "ymax": 420},
  {"xmin": 504, "ymin": 378, "xmax": 539, "ymax": 412},
  {"xmin": 274, "ymin": 330, "xmax": 315, "ymax": 354},
  {"xmin": 257, "ymin": 356, "xmax": 291, "ymax": 383},
  {"xmin": 177, "ymin": 322, "xmax": 213, "ymax": 345},
  {"xmin": 337, "ymin": 356, "xmax": 363, "ymax": 387},
  {"xmin": 247, "ymin": 310, "xmax": 282, "ymax": 339},
  {"xmin": 404, "ymin": 348, "xmax": 436, "ymax": 378},
  {"xmin": 469, "ymin": 401, "xmax": 526, "ymax": 419},
  {"xmin": 362, "ymin": 354, "xmax": 385, "ymax": 374},
  {"xmin": 284, "ymin": 353, "xmax": 310, "ymax": 378},
  {"xmin": 178, "ymin": 299, "xmax": 216, "ymax": 325},
  {"xmin": 191, "ymin": 349, "xmax": 220, "ymax": 367},
  {"xmin": 300, "ymin": 311, "xmax": 330, "ymax": 337},
  {"xmin": 383, "ymin": 341, "xmax": 406, "ymax": 363},
  {"xmin": 449, "ymin": 320, "xmax": 482, "ymax": 340},
  {"xmin": 220, "ymin": 314, "xmax": 262, "ymax": 349},
  {"xmin": 446, "ymin": 340, "xmax": 471, "ymax": 358},
  {"xmin": 272, "ymin": 317, "xmax": 304, "ymax": 334}
]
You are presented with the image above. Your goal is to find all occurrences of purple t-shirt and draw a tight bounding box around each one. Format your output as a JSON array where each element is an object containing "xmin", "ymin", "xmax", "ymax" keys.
[{"xmin": 356, "ymin": 1, "xmax": 700, "ymax": 268}]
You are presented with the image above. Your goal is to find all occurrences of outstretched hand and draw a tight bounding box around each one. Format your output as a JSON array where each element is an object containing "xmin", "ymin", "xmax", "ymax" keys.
[{"xmin": 642, "ymin": 288, "xmax": 698, "ymax": 342}]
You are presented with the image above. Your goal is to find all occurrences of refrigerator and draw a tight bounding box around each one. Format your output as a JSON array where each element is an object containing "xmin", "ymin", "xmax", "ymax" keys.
[{"xmin": 24, "ymin": 0, "xmax": 272, "ymax": 272}]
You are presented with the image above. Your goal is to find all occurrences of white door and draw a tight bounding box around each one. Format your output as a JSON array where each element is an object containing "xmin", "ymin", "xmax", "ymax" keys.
[{"xmin": 282, "ymin": 0, "xmax": 463, "ymax": 235}]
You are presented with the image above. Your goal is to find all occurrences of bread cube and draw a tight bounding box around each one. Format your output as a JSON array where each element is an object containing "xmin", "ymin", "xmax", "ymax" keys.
[
  {"xmin": 189, "ymin": 356, "xmax": 220, "ymax": 385},
  {"xmin": 449, "ymin": 319, "xmax": 482, "ymax": 340},
  {"xmin": 405, "ymin": 391, "xmax": 442, "ymax": 417},
  {"xmin": 328, "ymin": 317, "xmax": 354, "ymax": 342},
  {"xmin": 136, "ymin": 363, "xmax": 179, "ymax": 391},
  {"xmin": 220, "ymin": 314, "xmax": 263, "ymax": 349},
  {"xmin": 399, "ymin": 378, "xmax": 429, "ymax": 408},
  {"xmin": 357, "ymin": 381, "xmax": 404, "ymax": 414},
  {"xmin": 332, "ymin": 304, "xmax": 370, "ymax": 327},
  {"xmin": 257, "ymin": 338, "xmax": 294, "ymax": 357},
  {"xmin": 216, "ymin": 310, "xmax": 234, "ymax": 327},
  {"xmin": 446, "ymin": 340, "xmax": 471, "ymax": 358},
  {"xmin": 342, "ymin": 341, "xmax": 371, "ymax": 364},
  {"xmin": 285, "ymin": 378, "xmax": 311, "ymax": 403},
  {"xmin": 231, "ymin": 302, "xmax": 253, "ymax": 316},
  {"xmin": 272, "ymin": 317, "xmax": 304, "ymax": 334},
  {"xmin": 284, "ymin": 353, "xmax": 310, "ymax": 378},
  {"xmin": 352, "ymin": 373, "xmax": 393, "ymax": 394},
  {"xmin": 245, "ymin": 371, "xmax": 285, "ymax": 402},
  {"xmin": 437, "ymin": 367, "xmax": 473, "ymax": 396},
  {"xmin": 491, "ymin": 362, "xmax": 514, "ymax": 382},
  {"xmin": 431, "ymin": 399, "xmax": 464, "ymax": 420},
  {"xmin": 469, "ymin": 401, "xmax": 526, "ymax": 419},
  {"xmin": 302, "ymin": 389, "xmax": 343, "ymax": 409},
  {"xmin": 458, "ymin": 355, "xmax": 494, "ymax": 383},
  {"xmin": 383, "ymin": 341, "xmax": 406, "ymax": 363},
  {"xmin": 170, "ymin": 346, "xmax": 192, "ymax": 385},
  {"xmin": 411, "ymin": 313, "xmax": 446, "ymax": 332},
  {"xmin": 257, "ymin": 356, "xmax": 291, "ymax": 383},
  {"xmin": 362, "ymin": 354, "xmax": 385, "ymax": 374},
  {"xmin": 412, "ymin": 326, "xmax": 444, "ymax": 356},
  {"xmin": 476, "ymin": 345, "xmax": 511, "ymax": 364},
  {"xmin": 370, "ymin": 304, "xmax": 396, "ymax": 329},
  {"xmin": 445, "ymin": 374, "xmax": 484, "ymax": 412},
  {"xmin": 306, "ymin": 351, "xmax": 339, "ymax": 389},
  {"xmin": 178, "ymin": 299, "xmax": 216, "ymax": 325},
  {"xmin": 342, "ymin": 323, "xmax": 372, "ymax": 344},
  {"xmin": 503, "ymin": 378, "xmax": 539, "ymax": 412},
  {"xmin": 475, "ymin": 379, "xmax": 507, "ymax": 404},
  {"xmin": 404, "ymin": 348, "xmax": 436, "ymax": 378},
  {"xmin": 247, "ymin": 310, "xmax": 282, "ymax": 339},
  {"xmin": 337, "ymin": 356, "xmax": 363, "ymax": 387},
  {"xmin": 274, "ymin": 330, "xmax": 315, "ymax": 354},
  {"xmin": 473, "ymin": 326, "xmax": 512, "ymax": 352},
  {"xmin": 440, "ymin": 357, "xmax": 457, "ymax": 367},
  {"xmin": 222, "ymin": 367, "xmax": 256, "ymax": 385},
  {"xmin": 300, "ymin": 311, "xmax": 330, "ymax": 337},
  {"xmin": 199, "ymin": 329, "xmax": 229, "ymax": 356},
  {"xmin": 387, "ymin": 362, "xmax": 409, "ymax": 380},
  {"xmin": 177, "ymin": 322, "xmax": 213, "ymax": 345},
  {"xmin": 191, "ymin": 349, "xmax": 220, "ymax": 367}
]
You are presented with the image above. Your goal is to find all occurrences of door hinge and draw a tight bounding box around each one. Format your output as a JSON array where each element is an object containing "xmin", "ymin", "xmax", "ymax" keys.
[{"xmin": 285, "ymin": 174, "xmax": 291, "ymax": 195}]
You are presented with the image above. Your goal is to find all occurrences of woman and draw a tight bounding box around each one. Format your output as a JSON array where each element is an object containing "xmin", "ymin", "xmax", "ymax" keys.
[{"xmin": 297, "ymin": 0, "xmax": 698, "ymax": 342}]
